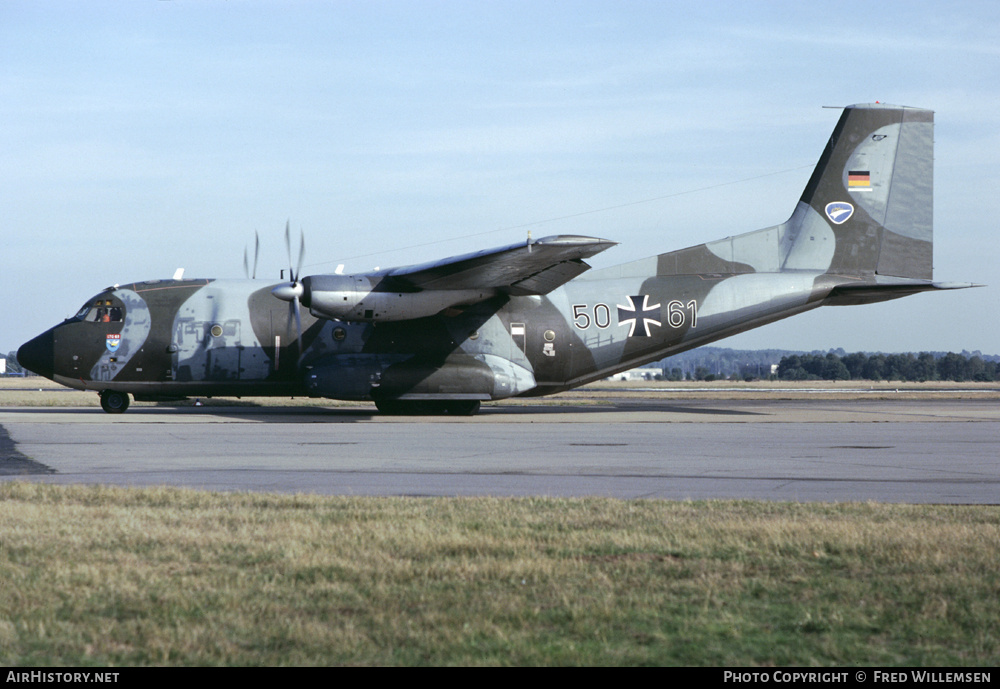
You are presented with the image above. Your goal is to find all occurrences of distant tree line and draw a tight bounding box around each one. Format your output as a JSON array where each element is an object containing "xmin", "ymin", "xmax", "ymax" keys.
[
  {"xmin": 658, "ymin": 347, "xmax": 793, "ymax": 380},
  {"xmin": 776, "ymin": 352, "xmax": 998, "ymax": 382},
  {"xmin": 655, "ymin": 347, "xmax": 1000, "ymax": 382},
  {"xmin": 3, "ymin": 351, "xmax": 25, "ymax": 375}
]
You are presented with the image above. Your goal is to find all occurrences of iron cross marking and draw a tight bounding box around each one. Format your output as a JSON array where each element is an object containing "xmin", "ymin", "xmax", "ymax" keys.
[{"xmin": 617, "ymin": 294, "xmax": 661, "ymax": 337}]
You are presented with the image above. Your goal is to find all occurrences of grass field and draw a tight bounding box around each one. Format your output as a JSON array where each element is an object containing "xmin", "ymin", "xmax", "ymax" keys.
[{"xmin": 1, "ymin": 483, "xmax": 997, "ymax": 666}]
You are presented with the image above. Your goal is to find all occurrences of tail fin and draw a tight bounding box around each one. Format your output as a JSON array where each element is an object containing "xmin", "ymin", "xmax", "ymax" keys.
[
  {"xmin": 793, "ymin": 103, "xmax": 933, "ymax": 279},
  {"xmin": 651, "ymin": 103, "xmax": 935, "ymax": 281}
]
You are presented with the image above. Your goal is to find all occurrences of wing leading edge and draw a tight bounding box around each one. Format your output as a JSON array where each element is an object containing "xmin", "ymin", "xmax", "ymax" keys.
[{"xmin": 383, "ymin": 234, "xmax": 617, "ymax": 294}]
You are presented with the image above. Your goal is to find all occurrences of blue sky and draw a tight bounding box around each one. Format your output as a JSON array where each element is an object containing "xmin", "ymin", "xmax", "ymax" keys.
[{"xmin": 3, "ymin": 0, "xmax": 998, "ymax": 356}]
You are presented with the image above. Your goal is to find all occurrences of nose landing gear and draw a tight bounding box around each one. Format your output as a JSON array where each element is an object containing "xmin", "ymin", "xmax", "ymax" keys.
[{"xmin": 99, "ymin": 390, "xmax": 131, "ymax": 414}]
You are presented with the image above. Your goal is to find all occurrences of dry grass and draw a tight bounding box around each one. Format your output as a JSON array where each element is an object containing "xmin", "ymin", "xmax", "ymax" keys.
[{"xmin": 1, "ymin": 483, "xmax": 997, "ymax": 666}]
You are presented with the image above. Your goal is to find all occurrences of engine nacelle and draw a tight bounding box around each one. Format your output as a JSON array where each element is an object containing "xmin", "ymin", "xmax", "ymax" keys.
[{"xmin": 301, "ymin": 274, "xmax": 494, "ymax": 322}]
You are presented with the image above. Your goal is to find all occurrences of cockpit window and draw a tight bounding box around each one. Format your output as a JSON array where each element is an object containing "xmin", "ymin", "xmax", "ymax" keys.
[{"xmin": 77, "ymin": 299, "xmax": 124, "ymax": 323}]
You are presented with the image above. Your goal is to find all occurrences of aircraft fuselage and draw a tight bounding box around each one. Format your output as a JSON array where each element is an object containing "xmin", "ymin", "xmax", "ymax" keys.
[{"xmin": 19, "ymin": 269, "xmax": 831, "ymax": 406}]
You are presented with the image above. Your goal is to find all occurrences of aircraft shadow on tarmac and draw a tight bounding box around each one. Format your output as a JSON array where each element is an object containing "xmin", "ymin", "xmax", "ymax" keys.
[{"xmin": 0, "ymin": 425, "xmax": 55, "ymax": 476}]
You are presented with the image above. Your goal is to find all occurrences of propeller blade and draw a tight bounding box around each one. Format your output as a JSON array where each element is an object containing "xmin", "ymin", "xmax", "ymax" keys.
[
  {"xmin": 276, "ymin": 220, "xmax": 306, "ymax": 364},
  {"xmin": 252, "ymin": 231, "xmax": 260, "ymax": 279},
  {"xmin": 277, "ymin": 287, "xmax": 305, "ymax": 367},
  {"xmin": 296, "ymin": 230, "xmax": 305, "ymax": 284},
  {"xmin": 283, "ymin": 219, "xmax": 306, "ymax": 282},
  {"xmin": 284, "ymin": 220, "xmax": 293, "ymax": 281},
  {"xmin": 292, "ymin": 296, "xmax": 303, "ymax": 363},
  {"xmin": 244, "ymin": 232, "xmax": 262, "ymax": 279}
]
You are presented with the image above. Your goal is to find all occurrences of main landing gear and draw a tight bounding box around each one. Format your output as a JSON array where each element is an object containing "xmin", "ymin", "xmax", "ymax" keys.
[{"xmin": 99, "ymin": 389, "xmax": 131, "ymax": 414}]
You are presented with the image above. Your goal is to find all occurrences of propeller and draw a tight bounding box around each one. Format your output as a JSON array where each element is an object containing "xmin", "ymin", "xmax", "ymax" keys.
[
  {"xmin": 271, "ymin": 221, "xmax": 306, "ymax": 364},
  {"xmin": 243, "ymin": 231, "xmax": 260, "ymax": 279}
]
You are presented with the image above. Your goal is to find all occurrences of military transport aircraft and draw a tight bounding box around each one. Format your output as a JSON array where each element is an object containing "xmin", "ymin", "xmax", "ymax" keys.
[{"xmin": 18, "ymin": 103, "xmax": 976, "ymax": 414}]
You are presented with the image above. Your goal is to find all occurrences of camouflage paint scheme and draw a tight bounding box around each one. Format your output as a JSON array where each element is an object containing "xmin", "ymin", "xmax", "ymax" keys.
[{"xmin": 17, "ymin": 104, "xmax": 975, "ymax": 414}]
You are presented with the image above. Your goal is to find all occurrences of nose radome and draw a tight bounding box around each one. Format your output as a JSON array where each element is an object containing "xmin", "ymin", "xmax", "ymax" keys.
[{"xmin": 17, "ymin": 330, "xmax": 55, "ymax": 379}]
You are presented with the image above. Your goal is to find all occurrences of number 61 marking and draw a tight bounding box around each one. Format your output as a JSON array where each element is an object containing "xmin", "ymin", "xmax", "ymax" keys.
[{"xmin": 666, "ymin": 300, "xmax": 698, "ymax": 328}]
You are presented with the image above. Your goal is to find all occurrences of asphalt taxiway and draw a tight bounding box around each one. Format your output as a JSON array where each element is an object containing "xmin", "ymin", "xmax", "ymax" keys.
[{"xmin": 1, "ymin": 398, "xmax": 998, "ymax": 503}]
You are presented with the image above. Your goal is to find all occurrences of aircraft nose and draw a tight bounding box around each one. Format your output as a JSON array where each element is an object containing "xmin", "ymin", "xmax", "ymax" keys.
[{"xmin": 17, "ymin": 330, "xmax": 55, "ymax": 379}]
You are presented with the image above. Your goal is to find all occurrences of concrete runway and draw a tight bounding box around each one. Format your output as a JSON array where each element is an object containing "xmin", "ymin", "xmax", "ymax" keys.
[{"xmin": 2, "ymin": 398, "xmax": 999, "ymax": 503}]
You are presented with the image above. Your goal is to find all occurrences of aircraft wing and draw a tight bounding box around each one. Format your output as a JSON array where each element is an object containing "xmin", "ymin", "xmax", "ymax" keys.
[{"xmin": 382, "ymin": 234, "xmax": 617, "ymax": 295}]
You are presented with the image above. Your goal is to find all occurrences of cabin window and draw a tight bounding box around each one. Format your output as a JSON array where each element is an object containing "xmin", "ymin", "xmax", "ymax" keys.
[{"xmin": 77, "ymin": 299, "xmax": 123, "ymax": 323}]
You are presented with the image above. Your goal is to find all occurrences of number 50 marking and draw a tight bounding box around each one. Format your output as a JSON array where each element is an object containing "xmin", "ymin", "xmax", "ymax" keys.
[{"xmin": 572, "ymin": 303, "xmax": 613, "ymax": 329}]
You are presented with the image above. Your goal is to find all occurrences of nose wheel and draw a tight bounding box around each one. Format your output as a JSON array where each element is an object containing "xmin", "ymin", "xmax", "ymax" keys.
[{"xmin": 99, "ymin": 390, "xmax": 131, "ymax": 414}]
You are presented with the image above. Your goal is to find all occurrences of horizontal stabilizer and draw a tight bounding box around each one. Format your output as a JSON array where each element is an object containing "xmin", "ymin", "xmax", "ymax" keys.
[{"xmin": 825, "ymin": 279, "xmax": 982, "ymax": 306}]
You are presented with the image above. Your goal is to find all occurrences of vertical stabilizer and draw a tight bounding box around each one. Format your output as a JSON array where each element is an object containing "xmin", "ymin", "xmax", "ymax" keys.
[{"xmin": 794, "ymin": 103, "xmax": 934, "ymax": 279}]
